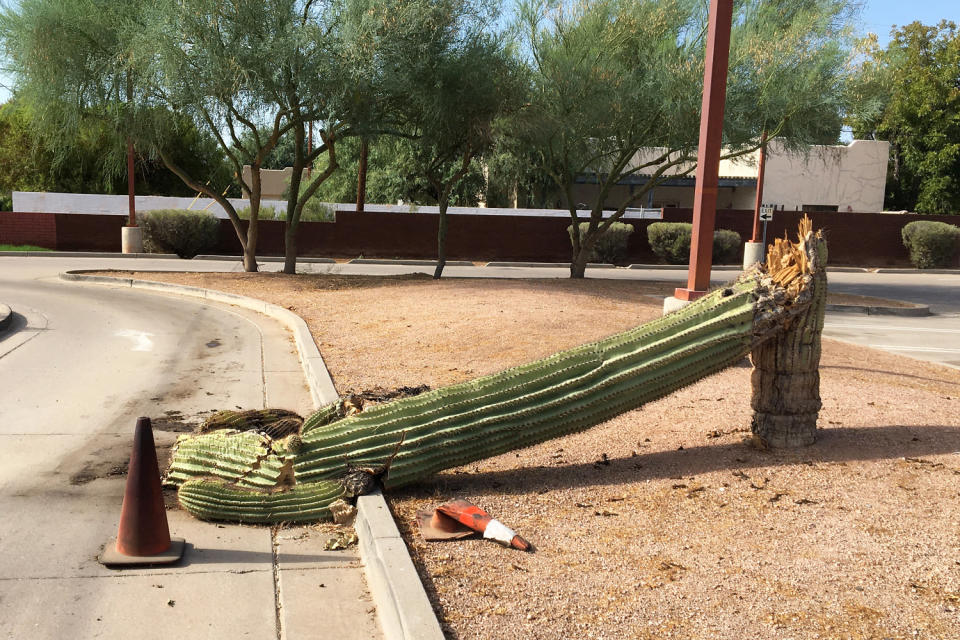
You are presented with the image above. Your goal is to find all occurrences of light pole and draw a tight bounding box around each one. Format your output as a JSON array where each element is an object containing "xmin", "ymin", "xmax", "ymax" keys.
[{"xmin": 667, "ymin": 0, "xmax": 733, "ymax": 311}]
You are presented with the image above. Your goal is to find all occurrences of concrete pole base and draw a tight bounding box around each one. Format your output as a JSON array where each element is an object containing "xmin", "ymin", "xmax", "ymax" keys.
[
  {"xmin": 743, "ymin": 241, "xmax": 764, "ymax": 270},
  {"xmin": 662, "ymin": 296, "xmax": 693, "ymax": 315},
  {"xmin": 121, "ymin": 226, "xmax": 143, "ymax": 254}
]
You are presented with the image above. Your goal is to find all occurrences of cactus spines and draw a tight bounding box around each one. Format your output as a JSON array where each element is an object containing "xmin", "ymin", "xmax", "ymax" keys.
[{"xmin": 167, "ymin": 218, "xmax": 827, "ymax": 523}]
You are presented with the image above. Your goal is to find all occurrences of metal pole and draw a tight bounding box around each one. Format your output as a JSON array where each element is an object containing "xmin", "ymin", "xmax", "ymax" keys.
[
  {"xmin": 127, "ymin": 139, "xmax": 136, "ymax": 227},
  {"xmin": 126, "ymin": 72, "xmax": 136, "ymax": 227},
  {"xmin": 674, "ymin": 0, "xmax": 734, "ymax": 302},
  {"xmin": 750, "ymin": 130, "xmax": 767, "ymax": 243}
]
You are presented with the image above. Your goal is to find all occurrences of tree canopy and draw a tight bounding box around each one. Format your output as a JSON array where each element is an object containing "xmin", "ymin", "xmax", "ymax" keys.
[
  {"xmin": 506, "ymin": 0, "xmax": 857, "ymax": 276},
  {"xmin": 846, "ymin": 21, "xmax": 960, "ymax": 214}
]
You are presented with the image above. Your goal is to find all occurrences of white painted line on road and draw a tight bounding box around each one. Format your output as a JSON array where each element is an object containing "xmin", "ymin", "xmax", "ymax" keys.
[
  {"xmin": 867, "ymin": 344, "xmax": 960, "ymax": 353},
  {"xmin": 114, "ymin": 329, "xmax": 154, "ymax": 351},
  {"xmin": 825, "ymin": 323, "xmax": 960, "ymax": 334}
]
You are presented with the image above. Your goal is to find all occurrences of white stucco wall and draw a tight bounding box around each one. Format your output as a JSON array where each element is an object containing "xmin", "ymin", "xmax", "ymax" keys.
[
  {"xmin": 761, "ymin": 140, "xmax": 889, "ymax": 212},
  {"xmin": 626, "ymin": 140, "xmax": 890, "ymax": 212},
  {"xmin": 12, "ymin": 191, "xmax": 290, "ymax": 219}
]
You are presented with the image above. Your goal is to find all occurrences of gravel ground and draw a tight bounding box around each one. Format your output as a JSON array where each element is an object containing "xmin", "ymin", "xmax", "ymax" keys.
[{"xmin": 117, "ymin": 270, "xmax": 960, "ymax": 640}]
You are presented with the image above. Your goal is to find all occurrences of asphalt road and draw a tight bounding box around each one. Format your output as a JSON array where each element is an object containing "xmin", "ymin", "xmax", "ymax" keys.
[{"xmin": 0, "ymin": 258, "xmax": 379, "ymax": 640}]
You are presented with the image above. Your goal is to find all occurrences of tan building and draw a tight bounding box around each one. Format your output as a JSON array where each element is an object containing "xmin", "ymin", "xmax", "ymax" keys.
[
  {"xmin": 239, "ymin": 166, "xmax": 303, "ymax": 201},
  {"xmin": 571, "ymin": 139, "xmax": 890, "ymax": 212}
]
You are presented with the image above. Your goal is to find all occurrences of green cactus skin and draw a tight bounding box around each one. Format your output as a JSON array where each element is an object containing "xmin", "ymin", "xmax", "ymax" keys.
[
  {"xmin": 177, "ymin": 477, "xmax": 346, "ymax": 523},
  {"xmin": 166, "ymin": 270, "xmax": 804, "ymax": 523},
  {"xmin": 167, "ymin": 225, "xmax": 826, "ymax": 523}
]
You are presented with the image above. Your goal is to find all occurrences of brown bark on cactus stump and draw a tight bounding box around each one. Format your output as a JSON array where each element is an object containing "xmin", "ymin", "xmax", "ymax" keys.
[{"xmin": 749, "ymin": 222, "xmax": 827, "ymax": 447}]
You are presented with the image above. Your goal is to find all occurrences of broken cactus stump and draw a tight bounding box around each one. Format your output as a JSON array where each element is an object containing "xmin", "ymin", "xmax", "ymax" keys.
[
  {"xmin": 750, "ymin": 218, "xmax": 827, "ymax": 447},
  {"xmin": 166, "ymin": 218, "xmax": 827, "ymax": 524}
]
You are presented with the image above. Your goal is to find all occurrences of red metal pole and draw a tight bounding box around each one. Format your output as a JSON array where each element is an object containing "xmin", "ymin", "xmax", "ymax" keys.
[
  {"xmin": 126, "ymin": 71, "xmax": 136, "ymax": 227},
  {"xmin": 674, "ymin": 0, "xmax": 734, "ymax": 302},
  {"xmin": 750, "ymin": 131, "xmax": 767, "ymax": 243},
  {"xmin": 127, "ymin": 138, "xmax": 136, "ymax": 227}
]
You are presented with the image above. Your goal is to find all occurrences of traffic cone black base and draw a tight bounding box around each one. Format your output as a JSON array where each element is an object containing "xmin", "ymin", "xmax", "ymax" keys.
[{"xmin": 100, "ymin": 537, "xmax": 185, "ymax": 567}]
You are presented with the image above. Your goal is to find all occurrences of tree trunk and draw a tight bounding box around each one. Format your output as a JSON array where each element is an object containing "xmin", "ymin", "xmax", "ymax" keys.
[
  {"xmin": 242, "ymin": 245, "xmax": 258, "ymax": 273},
  {"xmin": 434, "ymin": 203, "xmax": 448, "ymax": 279},
  {"xmin": 570, "ymin": 247, "xmax": 588, "ymax": 278},
  {"xmin": 749, "ymin": 229, "xmax": 827, "ymax": 447},
  {"xmin": 283, "ymin": 221, "xmax": 298, "ymax": 274},
  {"xmin": 356, "ymin": 139, "xmax": 368, "ymax": 214}
]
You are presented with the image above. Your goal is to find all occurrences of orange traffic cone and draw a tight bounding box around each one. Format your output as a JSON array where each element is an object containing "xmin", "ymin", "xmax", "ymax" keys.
[
  {"xmin": 435, "ymin": 500, "xmax": 532, "ymax": 551},
  {"xmin": 100, "ymin": 417, "xmax": 185, "ymax": 566}
]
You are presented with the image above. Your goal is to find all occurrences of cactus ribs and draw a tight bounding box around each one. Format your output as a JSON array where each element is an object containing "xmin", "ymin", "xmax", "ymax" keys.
[{"xmin": 165, "ymin": 218, "xmax": 826, "ymax": 524}]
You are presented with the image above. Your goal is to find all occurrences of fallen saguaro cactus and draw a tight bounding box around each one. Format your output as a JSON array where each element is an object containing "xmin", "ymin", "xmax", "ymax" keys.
[{"xmin": 166, "ymin": 218, "xmax": 827, "ymax": 524}]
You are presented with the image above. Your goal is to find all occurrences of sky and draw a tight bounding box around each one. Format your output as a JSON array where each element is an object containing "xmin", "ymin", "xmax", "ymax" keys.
[
  {"xmin": 1, "ymin": 1, "xmax": 958, "ymax": 104},
  {"xmin": 857, "ymin": 0, "xmax": 958, "ymax": 47}
]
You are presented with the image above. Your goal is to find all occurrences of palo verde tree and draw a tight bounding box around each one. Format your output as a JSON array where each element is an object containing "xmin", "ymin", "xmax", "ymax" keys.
[
  {"xmin": 507, "ymin": 0, "xmax": 856, "ymax": 277},
  {"xmin": 0, "ymin": 0, "xmax": 195, "ymax": 210},
  {"xmin": 145, "ymin": 0, "xmax": 356, "ymax": 273},
  {"xmin": 2, "ymin": 0, "xmax": 358, "ymax": 272},
  {"xmin": 348, "ymin": 0, "xmax": 525, "ymax": 278},
  {"xmin": 846, "ymin": 21, "xmax": 960, "ymax": 214}
]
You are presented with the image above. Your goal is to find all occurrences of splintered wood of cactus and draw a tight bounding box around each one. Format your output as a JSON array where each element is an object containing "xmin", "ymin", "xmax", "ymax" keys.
[{"xmin": 166, "ymin": 217, "xmax": 827, "ymax": 523}]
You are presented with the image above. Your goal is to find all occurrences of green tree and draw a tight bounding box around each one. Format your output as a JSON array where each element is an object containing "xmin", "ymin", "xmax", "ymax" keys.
[
  {"xmin": 0, "ymin": 99, "xmax": 232, "ymax": 210},
  {"xmin": 347, "ymin": 0, "xmax": 524, "ymax": 278},
  {"xmin": 310, "ymin": 135, "xmax": 486, "ymax": 207},
  {"xmin": 1, "ymin": 0, "xmax": 352, "ymax": 272},
  {"xmin": 508, "ymin": 0, "xmax": 855, "ymax": 277},
  {"xmin": 847, "ymin": 21, "xmax": 960, "ymax": 214}
]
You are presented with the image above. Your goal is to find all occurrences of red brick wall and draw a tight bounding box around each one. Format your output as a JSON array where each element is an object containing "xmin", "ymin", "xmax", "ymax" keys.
[
  {"xmin": 54, "ymin": 213, "xmax": 125, "ymax": 252},
  {"xmin": 214, "ymin": 209, "xmax": 960, "ymax": 267},
  {"xmin": 0, "ymin": 212, "xmax": 57, "ymax": 248},
  {"xmin": 2, "ymin": 208, "xmax": 958, "ymax": 267}
]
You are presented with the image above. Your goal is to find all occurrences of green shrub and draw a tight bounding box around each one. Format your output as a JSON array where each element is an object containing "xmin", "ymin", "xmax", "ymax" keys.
[
  {"xmin": 141, "ymin": 209, "xmax": 220, "ymax": 259},
  {"xmin": 567, "ymin": 221, "xmax": 635, "ymax": 264},
  {"xmin": 712, "ymin": 228, "xmax": 742, "ymax": 264},
  {"xmin": 901, "ymin": 220, "xmax": 960, "ymax": 268},
  {"xmin": 237, "ymin": 205, "xmax": 278, "ymax": 220},
  {"xmin": 647, "ymin": 222, "xmax": 692, "ymax": 264},
  {"xmin": 646, "ymin": 222, "xmax": 742, "ymax": 264}
]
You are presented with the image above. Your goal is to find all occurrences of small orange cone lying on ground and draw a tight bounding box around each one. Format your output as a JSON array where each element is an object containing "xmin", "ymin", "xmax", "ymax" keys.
[
  {"xmin": 100, "ymin": 417, "xmax": 184, "ymax": 566},
  {"xmin": 421, "ymin": 499, "xmax": 531, "ymax": 551}
]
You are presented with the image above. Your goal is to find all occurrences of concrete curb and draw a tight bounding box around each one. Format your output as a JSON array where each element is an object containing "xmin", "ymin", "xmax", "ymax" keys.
[
  {"xmin": 485, "ymin": 261, "xmax": 615, "ymax": 269},
  {"xmin": 0, "ymin": 250, "xmax": 180, "ymax": 259},
  {"xmin": 357, "ymin": 492, "xmax": 445, "ymax": 640},
  {"xmin": 192, "ymin": 255, "xmax": 337, "ymax": 263},
  {"xmin": 825, "ymin": 302, "xmax": 931, "ymax": 317},
  {"xmin": 0, "ymin": 303, "xmax": 12, "ymax": 333},
  {"xmin": 350, "ymin": 258, "xmax": 473, "ymax": 267},
  {"xmin": 874, "ymin": 267, "xmax": 960, "ymax": 274},
  {"xmin": 58, "ymin": 269, "xmax": 443, "ymax": 640}
]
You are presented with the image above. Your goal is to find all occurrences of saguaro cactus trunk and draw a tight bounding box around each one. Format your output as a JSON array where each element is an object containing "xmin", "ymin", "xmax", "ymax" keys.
[
  {"xmin": 166, "ymin": 219, "xmax": 827, "ymax": 524},
  {"xmin": 750, "ymin": 219, "xmax": 827, "ymax": 447}
]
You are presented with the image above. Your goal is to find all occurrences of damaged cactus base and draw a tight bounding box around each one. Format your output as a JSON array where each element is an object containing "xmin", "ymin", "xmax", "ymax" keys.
[{"xmin": 167, "ymin": 220, "xmax": 826, "ymax": 524}]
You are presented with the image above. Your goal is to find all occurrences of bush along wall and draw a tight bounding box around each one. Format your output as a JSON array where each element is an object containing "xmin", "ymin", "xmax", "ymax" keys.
[
  {"xmin": 647, "ymin": 222, "xmax": 742, "ymax": 264},
  {"xmin": 901, "ymin": 220, "xmax": 960, "ymax": 269},
  {"xmin": 568, "ymin": 221, "xmax": 635, "ymax": 265},
  {"xmin": 141, "ymin": 209, "xmax": 220, "ymax": 258}
]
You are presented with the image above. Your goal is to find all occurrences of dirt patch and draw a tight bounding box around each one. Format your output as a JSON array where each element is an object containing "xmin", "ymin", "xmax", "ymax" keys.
[
  {"xmin": 70, "ymin": 459, "xmax": 128, "ymax": 486},
  {"xmin": 113, "ymin": 269, "xmax": 960, "ymax": 640}
]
